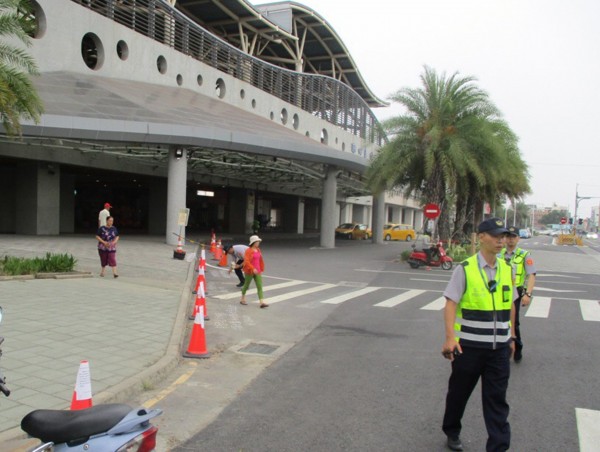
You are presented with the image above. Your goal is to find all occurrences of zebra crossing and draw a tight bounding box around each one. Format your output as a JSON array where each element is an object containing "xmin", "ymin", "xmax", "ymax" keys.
[{"xmin": 212, "ymin": 279, "xmax": 600, "ymax": 322}]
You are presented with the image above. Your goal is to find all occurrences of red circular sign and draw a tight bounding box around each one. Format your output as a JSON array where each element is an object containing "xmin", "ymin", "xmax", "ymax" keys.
[
  {"xmin": 560, "ymin": 217, "xmax": 567, "ymax": 224},
  {"xmin": 424, "ymin": 203, "xmax": 441, "ymax": 219}
]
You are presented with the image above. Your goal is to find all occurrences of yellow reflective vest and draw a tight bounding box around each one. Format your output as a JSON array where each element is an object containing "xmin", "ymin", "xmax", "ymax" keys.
[
  {"xmin": 499, "ymin": 247, "xmax": 528, "ymax": 288},
  {"xmin": 455, "ymin": 254, "xmax": 514, "ymax": 349}
]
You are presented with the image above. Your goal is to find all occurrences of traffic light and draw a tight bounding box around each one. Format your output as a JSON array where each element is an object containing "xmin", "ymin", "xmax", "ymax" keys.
[
  {"xmin": 578, "ymin": 218, "xmax": 583, "ymax": 225},
  {"xmin": 569, "ymin": 218, "xmax": 573, "ymax": 224}
]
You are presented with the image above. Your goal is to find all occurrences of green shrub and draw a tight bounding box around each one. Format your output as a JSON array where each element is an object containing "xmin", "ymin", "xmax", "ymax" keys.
[
  {"xmin": 400, "ymin": 250, "xmax": 411, "ymax": 262},
  {"xmin": 0, "ymin": 253, "xmax": 77, "ymax": 276},
  {"xmin": 446, "ymin": 244, "xmax": 470, "ymax": 263}
]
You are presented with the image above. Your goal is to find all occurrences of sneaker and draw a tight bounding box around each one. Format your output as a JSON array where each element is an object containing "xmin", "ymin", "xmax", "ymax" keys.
[{"xmin": 236, "ymin": 282, "xmax": 244, "ymax": 287}]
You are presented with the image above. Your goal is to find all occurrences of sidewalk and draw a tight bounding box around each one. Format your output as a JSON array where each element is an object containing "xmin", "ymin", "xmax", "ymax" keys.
[{"xmin": 0, "ymin": 234, "xmax": 198, "ymax": 445}]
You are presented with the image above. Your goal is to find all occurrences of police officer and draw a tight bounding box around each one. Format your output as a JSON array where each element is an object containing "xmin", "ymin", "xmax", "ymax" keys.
[
  {"xmin": 441, "ymin": 218, "xmax": 518, "ymax": 452},
  {"xmin": 499, "ymin": 226, "xmax": 536, "ymax": 362}
]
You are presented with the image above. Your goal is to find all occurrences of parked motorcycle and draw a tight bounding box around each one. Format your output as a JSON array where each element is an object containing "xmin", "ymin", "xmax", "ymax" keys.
[
  {"xmin": 407, "ymin": 241, "xmax": 453, "ymax": 270},
  {"xmin": 0, "ymin": 307, "xmax": 162, "ymax": 452}
]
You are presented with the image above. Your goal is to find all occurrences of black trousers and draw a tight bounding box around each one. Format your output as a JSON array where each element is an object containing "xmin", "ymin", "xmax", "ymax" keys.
[
  {"xmin": 234, "ymin": 258, "xmax": 245, "ymax": 284},
  {"xmin": 514, "ymin": 288, "xmax": 524, "ymax": 352},
  {"xmin": 442, "ymin": 345, "xmax": 511, "ymax": 452}
]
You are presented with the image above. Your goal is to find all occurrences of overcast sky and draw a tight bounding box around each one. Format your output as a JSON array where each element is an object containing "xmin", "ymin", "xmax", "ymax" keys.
[{"xmin": 281, "ymin": 0, "xmax": 600, "ymax": 218}]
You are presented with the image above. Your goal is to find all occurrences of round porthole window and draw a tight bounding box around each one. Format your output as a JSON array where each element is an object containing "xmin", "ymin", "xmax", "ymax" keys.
[
  {"xmin": 176, "ymin": 74, "xmax": 183, "ymax": 86},
  {"xmin": 292, "ymin": 114, "xmax": 299, "ymax": 130},
  {"xmin": 320, "ymin": 129, "xmax": 328, "ymax": 144},
  {"xmin": 116, "ymin": 40, "xmax": 129, "ymax": 60},
  {"xmin": 280, "ymin": 108, "xmax": 288, "ymax": 125},
  {"xmin": 24, "ymin": 1, "xmax": 46, "ymax": 39},
  {"xmin": 157, "ymin": 55, "xmax": 167, "ymax": 74},
  {"xmin": 216, "ymin": 78, "xmax": 226, "ymax": 98},
  {"xmin": 197, "ymin": 74, "xmax": 203, "ymax": 86},
  {"xmin": 81, "ymin": 32, "xmax": 104, "ymax": 70}
]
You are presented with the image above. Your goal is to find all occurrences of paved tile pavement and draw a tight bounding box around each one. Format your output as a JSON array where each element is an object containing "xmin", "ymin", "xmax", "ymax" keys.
[{"xmin": 0, "ymin": 234, "xmax": 198, "ymax": 440}]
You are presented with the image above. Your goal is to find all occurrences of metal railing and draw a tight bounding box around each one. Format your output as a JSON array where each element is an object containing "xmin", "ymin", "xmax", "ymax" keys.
[{"xmin": 71, "ymin": 0, "xmax": 386, "ymax": 146}]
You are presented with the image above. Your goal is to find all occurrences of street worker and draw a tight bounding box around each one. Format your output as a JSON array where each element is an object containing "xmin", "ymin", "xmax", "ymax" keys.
[
  {"xmin": 98, "ymin": 202, "xmax": 112, "ymax": 227},
  {"xmin": 441, "ymin": 217, "xmax": 518, "ymax": 452},
  {"xmin": 499, "ymin": 226, "xmax": 536, "ymax": 362},
  {"xmin": 224, "ymin": 243, "xmax": 249, "ymax": 288}
]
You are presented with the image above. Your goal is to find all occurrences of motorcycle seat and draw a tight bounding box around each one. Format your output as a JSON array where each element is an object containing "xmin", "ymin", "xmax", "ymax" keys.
[{"xmin": 21, "ymin": 403, "xmax": 132, "ymax": 444}]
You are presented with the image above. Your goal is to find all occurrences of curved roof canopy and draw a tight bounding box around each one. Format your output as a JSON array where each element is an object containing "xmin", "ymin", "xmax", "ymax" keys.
[{"xmin": 172, "ymin": 0, "xmax": 387, "ymax": 107}]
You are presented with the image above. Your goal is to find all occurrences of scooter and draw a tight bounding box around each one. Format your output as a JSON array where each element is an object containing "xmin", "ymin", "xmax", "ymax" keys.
[
  {"xmin": 0, "ymin": 307, "xmax": 163, "ymax": 452},
  {"xmin": 407, "ymin": 241, "xmax": 453, "ymax": 270}
]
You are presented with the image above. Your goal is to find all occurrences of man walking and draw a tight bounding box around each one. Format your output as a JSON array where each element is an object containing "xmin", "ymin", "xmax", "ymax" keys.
[
  {"xmin": 499, "ymin": 226, "xmax": 536, "ymax": 362},
  {"xmin": 98, "ymin": 202, "xmax": 112, "ymax": 227},
  {"xmin": 441, "ymin": 218, "xmax": 517, "ymax": 451},
  {"xmin": 224, "ymin": 243, "xmax": 248, "ymax": 288}
]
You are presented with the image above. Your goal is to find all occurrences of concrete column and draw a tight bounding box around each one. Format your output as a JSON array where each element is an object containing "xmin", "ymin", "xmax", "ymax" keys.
[
  {"xmin": 245, "ymin": 190, "xmax": 256, "ymax": 234},
  {"xmin": 149, "ymin": 178, "xmax": 167, "ymax": 235},
  {"xmin": 60, "ymin": 173, "xmax": 75, "ymax": 233},
  {"xmin": 320, "ymin": 166, "xmax": 338, "ymax": 248},
  {"xmin": 297, "ymin": 197, "xmax": 305, "ymax": 234},
  {"xmin": 16, "ymin": 162, "xmax": 60, "ymax": 235},
  {"xmin": 166, "ymin": 149, "xmax": 187, "ymax": 246},
  {"xmin": 372, "ymin": 192, "xmax": 385, "ymax": 244}
]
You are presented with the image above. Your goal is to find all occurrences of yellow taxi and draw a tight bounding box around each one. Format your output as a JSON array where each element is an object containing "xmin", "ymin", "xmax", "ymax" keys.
[
  {"xmin": 383, "ymin": 223, "xmax": 416, "ymax": 242},
  {"xmin": 335, "ymin": 223, "xmax": 372, "ymax": 240}
]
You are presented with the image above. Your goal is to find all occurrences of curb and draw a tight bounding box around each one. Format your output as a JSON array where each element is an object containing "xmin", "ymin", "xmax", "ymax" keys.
[{"xmin": 0, "ymin": 272, "xmax": 92, "ymax": 281}]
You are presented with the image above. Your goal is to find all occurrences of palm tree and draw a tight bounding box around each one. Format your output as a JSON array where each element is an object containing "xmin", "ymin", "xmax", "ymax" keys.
[
  {"xmin": 367, "ymin": 66, "xmax": 529, "ymax": 240},
  {"xmin": 0, "ymin": 0, "xmax": 43, "ymax": 136}
]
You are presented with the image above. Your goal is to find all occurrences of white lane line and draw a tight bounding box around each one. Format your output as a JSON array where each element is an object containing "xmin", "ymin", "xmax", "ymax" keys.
[
  {"xmin": 579, "ymin": 299, "xmax": 600, "ymax": 321},
  {"xmin": 576, "ymin": 407, "xmax": 600, "ymax": 451},
  {"xmin": 421, "ymin": 297, "xmax": 446, "ymax": 311},
  {"xmin": 321, "ymin": 287, "xmax": 380, "ymax": 305},
  {"xmin": 525, "ymin": 296, "xmax": 551, "ymax": 318},
  {"xmin": 213, "ymin": 280, "xmax": 304, "ymax": 299},
  {"xmin": 266, "ymin": 284, "xmax": 337, "ymax": 304},
  {"xmin": 534, "ymin": 286, "xmax": 585, "ymax": 293},
  {"xmin": 374, "ymin": 289, "xmax": 426, "ymax": 307}
]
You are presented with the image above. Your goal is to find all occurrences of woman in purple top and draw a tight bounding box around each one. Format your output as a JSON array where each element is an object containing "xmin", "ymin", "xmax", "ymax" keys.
[{"xmin": 96, "ymin": 216, "xmax": 120, "ymax": 278}]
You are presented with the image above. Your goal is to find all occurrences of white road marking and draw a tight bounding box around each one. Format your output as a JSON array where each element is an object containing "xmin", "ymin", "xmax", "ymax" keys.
[
  {"xmin": 534, "ymin": 286, "xmax": 585, "ymax": 293},
  {"xmin": 525, "ymin": 296, "xmax": 552, "ymax": 318},
  {"xmin": 421, "ymin": 297, "xmax": 446, "ymax": 310},
  {"xmin": 576, "ymin": 407, "xmax": 600, "ymax": 451},
  {"xmin": 320, "ymin": 287, "xmax": 380, "ymax": 304},
  {"xmin": 213, "ymin": 280, "xmax": 304, "ymax": 299},
  {"xmin": 579, "ymin": 299, "xmax": 600, "ymax": 321},
  {"xmin": 266, "ymin": 284, "xmax": 337, "ymax": 304},
  {"xmin": 374, "ymin": 289, "xmax": 426, "ymax": 307}
]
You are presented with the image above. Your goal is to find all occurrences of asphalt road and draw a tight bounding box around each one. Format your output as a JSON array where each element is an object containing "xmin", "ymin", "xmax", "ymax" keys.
[{"xmin": 134, "ymin": 235, "xmax": 600, "ymax": 451}]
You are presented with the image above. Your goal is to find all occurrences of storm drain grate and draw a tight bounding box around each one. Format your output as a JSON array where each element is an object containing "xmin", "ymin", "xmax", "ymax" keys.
[{"xmin": 238, "ymin": 343, "xmax": 280, "ymax": 355}]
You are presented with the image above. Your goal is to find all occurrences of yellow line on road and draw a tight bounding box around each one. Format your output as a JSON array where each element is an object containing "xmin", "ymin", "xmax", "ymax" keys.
[{"xmin": 143, "ymin": 362, "xmax": 198, "ymax": 408}]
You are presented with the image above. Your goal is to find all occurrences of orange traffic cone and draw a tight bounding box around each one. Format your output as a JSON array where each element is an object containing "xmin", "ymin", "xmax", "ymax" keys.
[
  {"xmin": 183, "ymin": 307, "xmax": 210, "ymax": 359},
  {"xmin": 189, "ymin": 281, "xmax": 209, "ymax": 320},
  {"xmin": 70, "ymin": 360, "xmax": 93, "ymax": 410},
  {"xmin": 173, "ymin": 236, "xmax": 186, "ymax": 260},
  {"xmin": 196, "ymin": 246, "xmax": 206, "ymax": 272},
  {"xmin": 209, "ymin": 237, "xmax": 216, "ymax": 255},
  {"xmin": 213, "ymin": 240, "xmax": 222, "ymax": 260},
  {"xmin": 192, "ymin": 267, "xmax": 205, "ymax": 294},
  {"xmin": 218, "ymin": 251, "xmax": 228, "ymax": 267}
]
